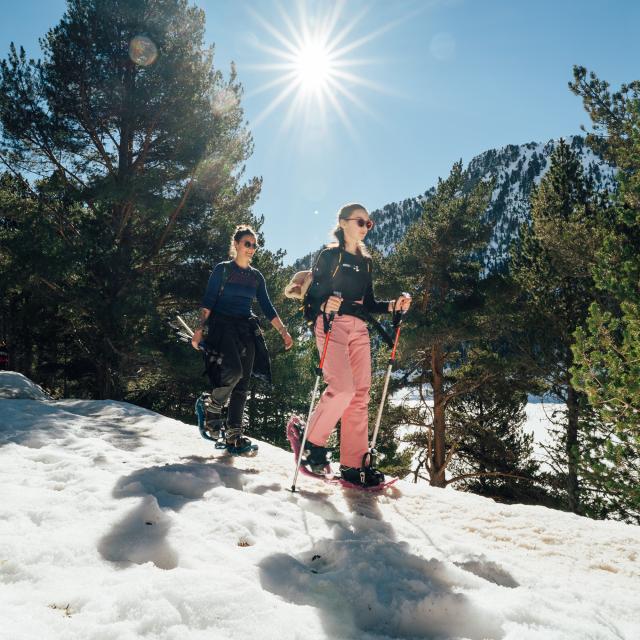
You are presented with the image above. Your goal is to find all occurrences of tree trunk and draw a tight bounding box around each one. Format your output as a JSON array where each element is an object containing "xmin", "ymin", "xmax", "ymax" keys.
[
  {"xmin": 431, "ymin": 342, "xmax": 447, "ymax": 487},
  {"xmin": 96, "ymin": 360, "xmax": 110, "ymax": 399},
  {"xmin": 566, "ymin": 384, "xmax": 581, "ymax": 513},
  {"xmin": 22, "ymin": 320, "xmax": 33, "ymax": 379}
]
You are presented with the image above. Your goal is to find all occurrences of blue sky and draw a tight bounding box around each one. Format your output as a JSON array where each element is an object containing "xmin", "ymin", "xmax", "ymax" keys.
[{"xmin": 2, "ymin": 0, "xmax": 639, "ymax": 263}]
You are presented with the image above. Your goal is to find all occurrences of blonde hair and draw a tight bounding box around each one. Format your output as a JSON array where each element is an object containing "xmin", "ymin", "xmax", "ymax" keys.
[
  {"xmin": 228, "ymin": 224, "xmax": 257, "ymax": 259},
  {"xmin": 328, "ymin": 202, "xmax": 371, "ymax": 258}
]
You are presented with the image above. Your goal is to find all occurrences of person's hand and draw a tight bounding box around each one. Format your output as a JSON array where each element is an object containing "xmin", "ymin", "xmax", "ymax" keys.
[
  {"xmin": 322, "ymin": 295, "xmax": 342, "ymax": 315},
  {"xmin": 397, "ymin": 294, "xmax": 412, "ymax": 312},
  {"xmin": 282, "ymin": 330, "xmax": 294, "ymax": 351},
  {"xmin": 399, "ymin": 295, "xmax": 412, "ymax": 312},
  {"xmin": 389, "ymin": 294, "xmax": 412, "ymax": 313},
  {"xmin": 191, "ymin": 328, "xmax": 203, "ymax": 350}
]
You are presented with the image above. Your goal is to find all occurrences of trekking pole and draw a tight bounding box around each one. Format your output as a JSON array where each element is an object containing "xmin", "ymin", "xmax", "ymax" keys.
[
  {"xmin": 291, "ymin": 293, "xmax": 341, "ymax": 492},
  {"xmin": 365, "ymin": 295, "xmax": 410, "ymax": 466},
  {"xmin": 174, "ymin": 314, "xmax": 209, "ymax": 352},
  {"xmin": 176, "ymin": 315, "xmax": 194, "ymax": 338}
]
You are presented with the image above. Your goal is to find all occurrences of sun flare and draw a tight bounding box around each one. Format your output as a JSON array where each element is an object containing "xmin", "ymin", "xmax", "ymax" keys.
[{"xmin": 247, "ymin": 2, "xmax": 393, "ymax": 134}]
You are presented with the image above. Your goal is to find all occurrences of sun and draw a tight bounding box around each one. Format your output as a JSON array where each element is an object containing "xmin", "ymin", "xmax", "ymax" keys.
[
  {"xmin": 294, "ymin": 40, "xmax": 332, "ymax": 93},
  {"xmin": 246, "ymin": 2, "xmax": 393, "ymax": 134}
]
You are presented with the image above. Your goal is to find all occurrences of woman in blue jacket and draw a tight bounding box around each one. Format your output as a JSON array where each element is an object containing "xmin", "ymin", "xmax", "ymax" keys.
[{"xmin": 191, "ymin": 225, "xmax": 293, "ymax": 452}]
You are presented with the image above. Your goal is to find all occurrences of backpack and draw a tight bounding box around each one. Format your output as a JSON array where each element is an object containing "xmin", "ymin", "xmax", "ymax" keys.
[
  {"xmin": 283, "ymin": 270, "xmax": 314, "ymax": 300},
  {"xmin": 284, "ymin": 249, "xmax": 345, "ymax": 325}
]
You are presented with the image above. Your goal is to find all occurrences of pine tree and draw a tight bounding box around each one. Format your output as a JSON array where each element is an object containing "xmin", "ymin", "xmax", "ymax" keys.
[
  {"xmin": 447, "ymin": 358, "xmax": 543, "ymax": 505},
  {"xmin": 0, "ymin": 0, "xmax": 259, "ymax": 398},
  {"xmin": 569, "ymin": 67, "xmax": 640, "ymax": 523},
  {"xmin": 509, "ymin": 138, "xmax": 605, "ymax": 514},
  {"xmin": 385, "ymin": 161, "xmax": 493, "ymax": 487}
]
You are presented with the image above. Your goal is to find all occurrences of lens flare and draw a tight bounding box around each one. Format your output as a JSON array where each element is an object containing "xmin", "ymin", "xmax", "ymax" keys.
[{"xmin": 129, "ymin": 36, "xmax": 158, "ymax": 67}]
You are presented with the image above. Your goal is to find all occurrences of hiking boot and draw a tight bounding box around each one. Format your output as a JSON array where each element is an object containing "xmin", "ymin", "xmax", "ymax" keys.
[
  {"xmin": 225, "ymin": 434, "xmax": 256, "ymax": 455},
  {"xmin": 196, "ymin": 393, "xmax": 224, "ymax": 441},
  {"xmin": 303, "ymin": 441, "xmax": 332, "ymax": 474},
  {"xmin": 204, "ymin": 403, "xmax": 224, "ymax": 440},
  {"xmin": 339, "ymin": 465, "xmax": 385, "ymax": 487},
  {"xmin": 225, "ymin": 426, "xmax": 246, "ymax": 448}
]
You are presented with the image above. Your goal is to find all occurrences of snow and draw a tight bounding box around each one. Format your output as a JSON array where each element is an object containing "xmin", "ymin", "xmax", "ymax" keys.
[
  {"xmin": 0, "ymin": 371, "xmax": 51, "ymax": 400},
  {"xmin": 524, "ymin": 398, "xmax": 563, "ymax": 454},
  {"xmin": 1, "ymin": 371, "xmax": 639, "ymax": 640},
  {"xmin": 389, "ymin": 392, "xmax": 564, "ymax": 481}
]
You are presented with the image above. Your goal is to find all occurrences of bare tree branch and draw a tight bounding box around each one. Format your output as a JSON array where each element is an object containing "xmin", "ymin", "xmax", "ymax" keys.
[{"xmin": 446, "ymin": 470, "xmax": 533, "ymax": 486}]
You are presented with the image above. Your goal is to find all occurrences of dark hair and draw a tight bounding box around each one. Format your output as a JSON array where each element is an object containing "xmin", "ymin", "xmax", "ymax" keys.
[
  {"xmin": 329, "ymin": 202, "xmax": 371, "ymax": 257},
  {"xmin": 229, "ymin": 224, "xmax": 257, "ymax": 258}
]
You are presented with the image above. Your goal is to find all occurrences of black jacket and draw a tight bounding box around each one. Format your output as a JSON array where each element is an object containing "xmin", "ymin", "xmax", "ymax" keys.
[
  {"xmin": 306, "ymin": 247, "xmax": 389, "ymax": 319},
  {"xmin": 205, "ymin": 313, "xmax": 272, "ymax": 386}
]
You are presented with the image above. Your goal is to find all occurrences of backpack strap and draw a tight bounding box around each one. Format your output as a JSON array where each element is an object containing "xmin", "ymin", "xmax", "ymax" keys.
[
  {"xmin": 324, "ymin": 250, "xmax": 343, "ymax": 332},
  {"xmin": 212, "ymin": 263, "xmax": 232, "ymax": 313},
  {"xmin": 331, "ymin": 250, "xmax": 343, "ymax": 278},
  {"xmin": 302, "ymin": 248, "xmax": 342, "ymax": 328}
]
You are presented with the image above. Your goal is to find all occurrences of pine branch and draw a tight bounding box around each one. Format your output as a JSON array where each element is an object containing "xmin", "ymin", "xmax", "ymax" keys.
[
  {"xmin": 0, "ymin": 152, "xmax": 76, "ymax": 243},
  {"xmin": 152, "ymin": 176, "xmax": 196, "ymax": 257},
  {"xmin": 78, "ymin": 80, "xmax": 116, "ymax": 175},
  {"xmin": 131, "ymin": 112, "xmax": 162, "ymax": 173}
]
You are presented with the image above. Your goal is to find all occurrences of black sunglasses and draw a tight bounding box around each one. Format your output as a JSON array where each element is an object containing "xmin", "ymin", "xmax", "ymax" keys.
[
  {"xmin": 242, "ymin": 240, "xmax": 258, "ymax": 249},
  {"xmin": 345, "ymin": 217, "xmax": 374, "ymax": 230}
]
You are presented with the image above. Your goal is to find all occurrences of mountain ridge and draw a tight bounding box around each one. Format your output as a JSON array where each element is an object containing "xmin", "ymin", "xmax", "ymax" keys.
[{"xmin": 293, "ymin": 135, "xmax": 616, "ymax": 272}]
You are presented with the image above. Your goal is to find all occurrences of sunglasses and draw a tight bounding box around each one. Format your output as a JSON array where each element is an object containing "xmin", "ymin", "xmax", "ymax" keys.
[
  {"xmin": 242, "ymin": 240, "xmax": 258, "ymax": 249},
  {"xmin": 345, "ymin": 217, "xmax": 374, "ymax": 230}
]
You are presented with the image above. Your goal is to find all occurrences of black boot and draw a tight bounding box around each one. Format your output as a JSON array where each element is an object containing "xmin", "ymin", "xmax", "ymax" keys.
[
  {"xmin": 340, "ymin": 464, "xmax": 385, "ymax": 487},
  {"xmin": 225, "ymin": 426, "xmax": 256, "ymax": 455},
  {"xmin": 204, "ymin": 398, "xmax": 224, "ymax": 440},
  {"xmin": 196, "ymin": 393, "xmax": 224, "ymax": 442},
  {"xmin": 303, "ymin": 441, "xmax": 332, "ymax": 474},
  {"xmin": 226, "ymin": 435, "xmax": 253, "ymax": 451}
]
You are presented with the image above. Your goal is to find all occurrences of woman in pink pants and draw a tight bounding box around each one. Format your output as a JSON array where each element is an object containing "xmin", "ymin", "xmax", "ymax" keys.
[{"xmin": 303, "ymin": 203, "xmax": 411, "ymax": 487}]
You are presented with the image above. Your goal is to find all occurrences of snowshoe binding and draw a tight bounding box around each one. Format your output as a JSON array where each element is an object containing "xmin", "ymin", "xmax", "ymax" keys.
[
  {"xmin": 339, "ymin": 464, "xmax": 385, "ymax": 488},
  {"xmin": 222, "ymin": 425, "xmax": 258, "ymax": 456},
  {"xmin": 223, "ymin": 434, "xmax": 258, "ymax": 456},
  {"xmin": 286, "ymin": 415, "xmax": 332, "ymax": 476},
  {"xmin": 303, "ymin": 440, "xmax": 333, "ymax": 474}
]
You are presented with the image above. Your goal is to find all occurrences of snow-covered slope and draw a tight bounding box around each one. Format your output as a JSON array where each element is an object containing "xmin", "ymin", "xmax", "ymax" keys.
[{"xmin": 1, "ymin": 372, "xmax": 638, "ymax": 640}]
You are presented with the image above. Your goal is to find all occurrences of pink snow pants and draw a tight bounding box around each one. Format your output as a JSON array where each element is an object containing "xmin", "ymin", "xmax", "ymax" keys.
[{"xmin": 307, "ymin": 314, "xmax": 372, "ymax": 468}]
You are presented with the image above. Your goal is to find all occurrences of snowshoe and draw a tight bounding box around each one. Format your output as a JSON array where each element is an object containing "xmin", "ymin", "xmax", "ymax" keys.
[
  {"xmin": 286, "ymin": 415, "xmax": 397, "ymax": 491},
  {"xmin": 224, "ymin": 435, "xmax": 258, "ymax": 457},
  {"xmin": 337, "ymin": 464, "xmax": 397, "ymax": 491}
]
